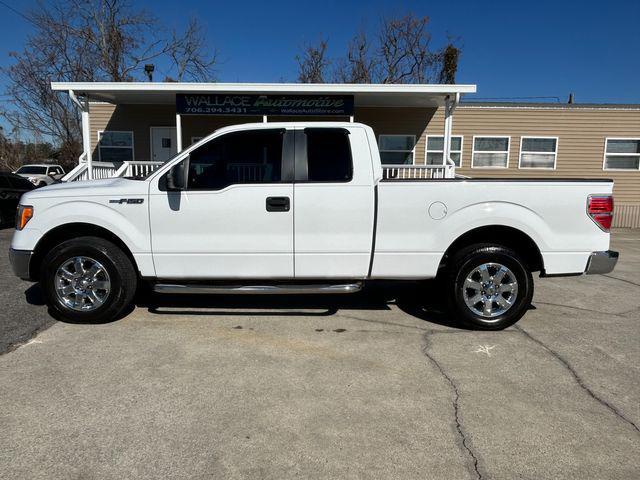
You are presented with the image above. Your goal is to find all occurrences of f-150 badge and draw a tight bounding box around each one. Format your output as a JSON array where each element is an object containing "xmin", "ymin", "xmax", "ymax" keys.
[{"xmin": 109, "ymin": 198, "xmax": 144, "ymax": 204}]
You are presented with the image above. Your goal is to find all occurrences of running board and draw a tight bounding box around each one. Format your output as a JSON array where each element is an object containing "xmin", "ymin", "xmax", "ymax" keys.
[{"xmin": 152, "ymin": 283, "xmax": 363, "ymax": 295}]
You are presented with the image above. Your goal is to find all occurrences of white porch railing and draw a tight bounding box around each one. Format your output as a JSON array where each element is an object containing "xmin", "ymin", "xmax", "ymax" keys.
[
  {"xmin": 62, "ymin": 163, "xmax": 88, "ymax": 182},
  {"xmin": 66, "ymin": 162, "xmax": 460, "ymax": 183},
  {"xmin": 383, "ymin": 164, "xmax": 456, "ymax": 180},
  {"xmin": 63, "ymin": 160, "xmax": 164, "ymax": 182},
  {"xmin": 118, "ymin": 161, "xmax": 164, "ymax": 178},
  {"xmin": 93, "ymin": 162, "xmax": 121, "ymax": 179},
  {"xmin": 64, "ymin": 161, "xmax": 120, "ymax": 181}
]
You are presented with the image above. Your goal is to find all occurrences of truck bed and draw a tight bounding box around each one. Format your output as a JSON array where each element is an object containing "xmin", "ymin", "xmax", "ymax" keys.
[{"xmin": 371, "ymin": 178, "xmax": 613, "ymax": 278}]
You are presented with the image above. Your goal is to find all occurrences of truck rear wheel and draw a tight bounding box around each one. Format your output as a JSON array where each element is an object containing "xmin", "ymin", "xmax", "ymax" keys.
[
  {"xmin": 447, "ymin": 244, "xmax": 533, "ymax": 330},
  {"xmin": 40, "ymin": 236, "xmax": 137, "ymax": 323}
]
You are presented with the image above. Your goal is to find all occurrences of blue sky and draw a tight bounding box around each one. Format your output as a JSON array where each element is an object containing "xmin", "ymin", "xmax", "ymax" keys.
[{"xmin": 0, "ymin": 0, "xmax": 639, "ymax": 136}]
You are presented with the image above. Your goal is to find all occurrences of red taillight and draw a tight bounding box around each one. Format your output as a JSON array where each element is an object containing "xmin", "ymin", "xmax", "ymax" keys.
[{"xmin": 588, "ymin": 195, "xmax": 613, "ymax": 232}]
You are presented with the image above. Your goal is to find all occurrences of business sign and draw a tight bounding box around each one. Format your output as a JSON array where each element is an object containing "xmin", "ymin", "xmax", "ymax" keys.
[{"xmin": 176, "ymin": 93, "xmax": 354, "ymax": 116}]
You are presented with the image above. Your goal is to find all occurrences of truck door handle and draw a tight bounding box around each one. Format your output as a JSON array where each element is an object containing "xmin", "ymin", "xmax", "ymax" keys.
[{"xmin": 266, "ymin": 196, "xmax": 290, "ymax": 212}]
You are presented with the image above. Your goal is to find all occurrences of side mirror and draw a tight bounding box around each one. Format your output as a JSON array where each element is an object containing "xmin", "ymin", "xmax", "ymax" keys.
[{"xmin": 166, "ymin": 160, "xmax": 187, "ymax": 191}]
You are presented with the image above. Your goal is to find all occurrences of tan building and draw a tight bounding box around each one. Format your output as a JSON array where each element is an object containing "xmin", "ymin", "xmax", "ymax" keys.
[{"xmin": 52, "ymin": 82, "xmax": 640, "ymax": 227}]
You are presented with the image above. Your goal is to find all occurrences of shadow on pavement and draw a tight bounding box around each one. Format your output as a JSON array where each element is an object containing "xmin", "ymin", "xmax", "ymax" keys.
[
  {"xmin": 25, "ymin": 279, "xmax": 468, "ymax": 329},
  {"xmin": 137, "ymin": 281, "xmax": 468, "ymax": 330},
  {"xmin": 24, "ymin": 282, "xmax": 135, "ymax": 325},
  {"xmin": 24, "ymin": 283, "xmax": 45, "ymax": 306}
]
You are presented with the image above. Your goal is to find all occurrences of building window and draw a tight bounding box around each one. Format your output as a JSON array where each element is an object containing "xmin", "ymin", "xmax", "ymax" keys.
[
  {"xmin": 603, "ymin": 138, "xmax": 640, "ymax": 170},
  {"xmin": 519, "ymin": 137, "xmax": 558, "ymax": 169},
  {"xmin": 426, "ymin": 136, "xmax": 463, "ymax": 167},
  {"xmin": 98, "ymin": 131, "xmax": 134, "ymax": 162},
  {"xmin": 379, "ymin": 135, "xmax": 415, "ymax": 165},
  {"xmin": 472, "ymin": 136, "xmax": 510, "ymax": 168}
]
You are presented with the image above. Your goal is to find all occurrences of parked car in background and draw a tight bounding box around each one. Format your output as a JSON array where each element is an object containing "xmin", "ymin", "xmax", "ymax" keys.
[
  {"xmin": 0, "ymin": 172, "xmax": 35, "ymax": 227},
  {"xmin": 14, "ymin": 164, "xmax": 65, "ymax": 187}
]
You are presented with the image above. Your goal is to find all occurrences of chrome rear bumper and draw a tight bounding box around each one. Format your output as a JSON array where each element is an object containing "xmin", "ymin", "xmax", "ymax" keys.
[{"xmin": 585, "ymin": 250, "xmax": 619, "ymax": 275}]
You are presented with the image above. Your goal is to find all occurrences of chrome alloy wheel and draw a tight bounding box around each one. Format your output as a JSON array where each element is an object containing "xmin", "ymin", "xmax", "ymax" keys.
[
  {"xmin": 54, "ymin": 256, "xmax": 111, "ymax": 311},
  {"xmin": 462, "ymin": 262, "xmax": 518, "ymax": 319}
]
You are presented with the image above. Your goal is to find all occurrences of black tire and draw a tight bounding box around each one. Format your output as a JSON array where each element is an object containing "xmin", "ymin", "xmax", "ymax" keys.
[
  {"xmin": 446, "ymin": 244, "xmax": 533, "ymax": 330},
  {"xmin": 37, "ymin": 181, "xmax": 47, "ymax": 188},
  {"xmin": 40, "ymin": 236, "xmax": 137, "ymax": 323}
]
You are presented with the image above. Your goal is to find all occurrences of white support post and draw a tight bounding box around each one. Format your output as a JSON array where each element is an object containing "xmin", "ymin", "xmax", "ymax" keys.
[
  {"xmin": 176, "ymin": 113, "xmax": 182, "ymax": 152},
  {"xmin": 443, "ymin": 95, "xmax": 452, "ymax": 167},
  {"xmin": 349, "ymin": 115, "xmax": 354, "ymax": 123},
  {"xmin": 82, "ymin": 96, "xmax": 92, "ymax": 179},
  {"xmin": 443, "ymin": 93, "xmax": 459, "ymax": 173},
  {"xmin": 70, "ymin": 90, "xmax": 92, "ymax": 179},
  {"xmin": 263, "ymin": 115, "xmax": 268, "ymax": 123}
]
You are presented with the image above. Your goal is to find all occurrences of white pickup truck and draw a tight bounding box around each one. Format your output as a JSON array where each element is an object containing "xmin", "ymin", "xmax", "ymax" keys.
[{"xmin": 9, "ymin": 122, "xmax": 618, "ymax": 329}]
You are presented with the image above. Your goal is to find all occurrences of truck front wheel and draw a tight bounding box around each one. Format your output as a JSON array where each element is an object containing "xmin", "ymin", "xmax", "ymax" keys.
[
  {"xmin": 447, "ymin": 244, "xmax": 533, "ymax": 330},
  {"xmin": 40, "ymin": 236, "xmax": 137, "ymax": 323}
]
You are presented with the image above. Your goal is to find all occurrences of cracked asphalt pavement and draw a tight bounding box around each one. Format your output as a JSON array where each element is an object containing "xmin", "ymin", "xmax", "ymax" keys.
[{"xmin": 1, "ymin": 227, "xmax": 638, "ymax": 479}]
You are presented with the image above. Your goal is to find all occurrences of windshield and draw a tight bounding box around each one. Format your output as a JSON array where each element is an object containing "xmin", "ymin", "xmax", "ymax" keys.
[{"xmin": 16, "ymin": 166, "xmax": 47, "ymax": 175}]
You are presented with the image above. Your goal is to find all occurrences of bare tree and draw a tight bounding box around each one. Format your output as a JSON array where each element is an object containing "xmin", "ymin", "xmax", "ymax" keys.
[
  {"xmin": 0, "ymin": 129, "xmax": 24, "ymax": 172},
  {"xmin": 0, "ymin": 127, "xmax": 56, "ymax": 172},
  {"xmin": 165, "ymin": 17, "xmax": 218, "ymax": 82},
  {"xmin": 377, "ymin": 14, "xmax": 439, "ymax": 83},
  {"xmin": 74, "ymin": 0, "xmax": 162, "ymax": 81},
  {"xmin": 334, "ymin": 31, "xmax": 376, "ymax": 83},
  {"xmin": 1, "ymin": 0, "xmax": 219, "ymax": 166},
  {"xmin": 297, "ymin": 13, "xmax": 460, "ymax": 84},
  {"xmin": 2, "ymin": 5, "xmax": 86, "ymax": 165},
  {"xmin": 296, "ymin": 39, "xmax": 330, "ymax": 83}
]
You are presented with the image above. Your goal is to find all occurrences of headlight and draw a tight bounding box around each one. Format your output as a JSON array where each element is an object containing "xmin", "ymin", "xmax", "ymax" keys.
[{"xmin": 15, "ymin": 205, "xmax": 33, "ymax": 230}]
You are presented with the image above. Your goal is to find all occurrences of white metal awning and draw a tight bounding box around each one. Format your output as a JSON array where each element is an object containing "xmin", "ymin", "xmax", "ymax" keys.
[
  {"xmin": 54, "ymin": 81, "xmax": 476, "ymax": 180},
  {"xmin": 51, "ymin": 82, "xmax": 476, "ymax": 107}
]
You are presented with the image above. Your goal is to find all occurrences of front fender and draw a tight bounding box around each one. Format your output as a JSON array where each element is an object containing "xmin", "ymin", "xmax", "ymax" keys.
[{"xmin": 15, "ymin": 199, "xmax": 150, "ymax": 254}]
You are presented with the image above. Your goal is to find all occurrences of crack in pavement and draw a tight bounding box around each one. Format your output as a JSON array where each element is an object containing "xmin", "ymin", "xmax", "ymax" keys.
[
  {"xmin": 338, "ymin": 313, "xmax": 523, "ymax": 335},
  {"xmin": 336, "ymin": 313, "xmax": 430, "ymax": 332},
  {"xmin": 619, "ymin": 305, "xmax": 640, "ymax": 316},
  {"xmin": 514, "ymin": 325, "xmax": 640, "ymax": 435},
  {"xmin": 533, "ymin": 301, "xmax": 640, "ymax": 318},
  {"xmin": 422, "ymin": 331, "xmax": 483, "ymax": 480},
  {"xmin": 602, "ymin": 274, "xmax": 640, "ymax": 288},
  {"xmin": 533, "ymin": 301, "xmax": 630, "ymax": 317}
]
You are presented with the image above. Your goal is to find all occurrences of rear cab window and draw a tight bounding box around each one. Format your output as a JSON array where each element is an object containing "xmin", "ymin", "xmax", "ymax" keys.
[{"xmin": 303, "ymin": 128, "xmax": 353, "ymax": 182}]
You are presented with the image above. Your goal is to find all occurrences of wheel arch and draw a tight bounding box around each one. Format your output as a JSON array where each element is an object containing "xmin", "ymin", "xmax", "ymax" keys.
[
  {"xmin": 30, "ymin": 222, "xmax": 138, "ymax": 280},
  {"xmin": 439, "ymin": 225, "xmax": 544, "ymax": 273}
]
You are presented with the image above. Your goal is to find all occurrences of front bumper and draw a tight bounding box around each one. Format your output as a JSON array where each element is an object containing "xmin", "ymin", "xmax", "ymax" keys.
[
  {"xmin": 9, "ymin": 248, "xmax": 33, "ymax": 281},
  {"xmin": 585, "ymin": 250, "xmax": 619, "ymax": 275}
]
